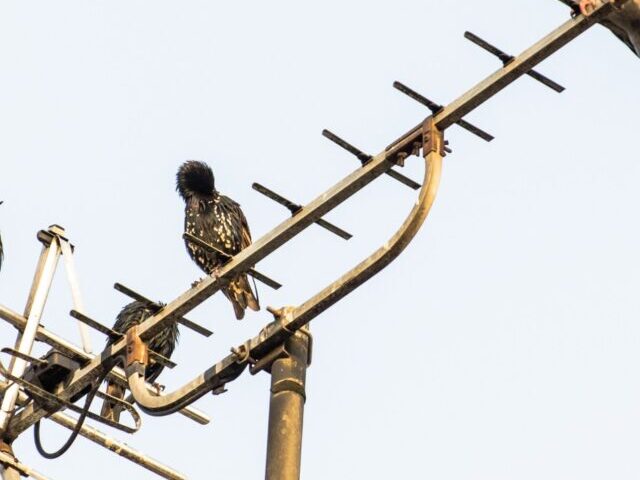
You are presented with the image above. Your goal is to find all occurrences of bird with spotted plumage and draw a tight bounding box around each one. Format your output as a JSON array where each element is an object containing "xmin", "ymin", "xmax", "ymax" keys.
[
  {"xmin": 177, "ymin": 160, "xmax": 260, "ymax": 320},
  {"xmin": 100, "ymin": 301, "xmax": 179, "ymax": 423}
]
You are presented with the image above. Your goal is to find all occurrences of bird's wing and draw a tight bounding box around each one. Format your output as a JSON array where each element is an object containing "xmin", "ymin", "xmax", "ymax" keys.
[
  {"xmin": 107, "ymin": 301, "xmax": 151, "ymax": 344},
  {"xmin": 217, "ymin": 195, "xmax": 252, "ymax": 252},
  {"xmin": 236, "ymin": 204, "xmax": 252, "ymax": 249}
]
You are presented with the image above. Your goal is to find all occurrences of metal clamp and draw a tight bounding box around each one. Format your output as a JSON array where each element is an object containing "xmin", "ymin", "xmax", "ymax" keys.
[
  {"xmin": 248, "ymin": 308, "xmax": 313, "ymax": 375},
  {"xmin": 126, "ymin": 327, "xmax": 148, "ymax": 370},
  {"xmin": 423, "ymin": 118, "xmax": 446, "ymax": 157}
]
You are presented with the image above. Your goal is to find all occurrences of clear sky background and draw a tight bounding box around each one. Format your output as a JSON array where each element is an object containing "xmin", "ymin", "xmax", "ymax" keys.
[{"xmin": 1, "ymin": 1, "xmax": 640, "ymax": 479}]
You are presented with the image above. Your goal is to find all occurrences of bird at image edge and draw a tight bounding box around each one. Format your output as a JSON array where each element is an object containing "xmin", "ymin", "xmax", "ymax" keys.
[{"xmin": 177, "ymin": 160, "xmax": 260, "ymax": 320}]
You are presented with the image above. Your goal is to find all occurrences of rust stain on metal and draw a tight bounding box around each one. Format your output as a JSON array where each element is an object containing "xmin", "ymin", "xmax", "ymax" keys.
[{"xmin": 126, "ymin": 327, "xmax": 148, "ymax": 369}]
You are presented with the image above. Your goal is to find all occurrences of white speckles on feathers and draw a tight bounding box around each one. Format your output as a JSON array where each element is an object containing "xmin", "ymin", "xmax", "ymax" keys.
[{"xmin": 177, "ymin": 161, "xmax": 260, "ymax": 319}]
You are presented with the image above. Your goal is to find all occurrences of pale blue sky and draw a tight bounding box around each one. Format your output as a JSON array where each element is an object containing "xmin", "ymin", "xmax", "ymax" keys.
[{"xmin": 1, "ymin": 1, "xmax": 640, "ymax": 479}]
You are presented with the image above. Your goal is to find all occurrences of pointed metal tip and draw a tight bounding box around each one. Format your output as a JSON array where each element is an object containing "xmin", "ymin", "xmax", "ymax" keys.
[{"xmin": 322, "ymin": 129, "xmax": 338, "ymax": 141}]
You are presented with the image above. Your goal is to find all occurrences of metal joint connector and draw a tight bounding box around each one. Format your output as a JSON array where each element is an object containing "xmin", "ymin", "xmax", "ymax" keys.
[
  {"xmin": 423, "ymin": 118, "xmax": 446, "ymax": 157},
  {"xmin": 126, "ymin": 326, "xmax": 148, "ymax": 369},
  {"xmin": 271, "ymin": 378, "xmax": 306, "ymax": 401}
]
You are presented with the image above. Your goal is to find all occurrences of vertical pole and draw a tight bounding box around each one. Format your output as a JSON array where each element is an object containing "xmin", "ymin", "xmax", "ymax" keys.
[
  {"xmin": 59, "ymin": 238, "xmax": 93, "ymax": 353},
  {"xmin": 0, "ymin": 233, "xmax": 61, "ymax": 433},
  {"xmin": 265, "ymin": 325, "xmax": 310, "ymax": 480}
]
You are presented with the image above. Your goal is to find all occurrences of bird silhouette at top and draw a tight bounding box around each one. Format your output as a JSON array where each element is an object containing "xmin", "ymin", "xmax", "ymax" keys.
[
  {"xmin": 100, "ymin": 301, "xmax": 179, "ymax": 423},
  {"xmin": 177, "ymin": 160, "xmax": 259, "ymax": 320}
]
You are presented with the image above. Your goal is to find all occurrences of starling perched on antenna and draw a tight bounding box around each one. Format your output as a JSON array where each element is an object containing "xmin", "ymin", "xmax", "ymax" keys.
[
  {"xmin": 177, "ymin": 160, "xmax": 260, "ymax": 320},
  {"xmin": 100, "ymin": 301, "xmax": 179, "ymax": 423},
  {"xmin": 579, "ymin": 0, "xmax": 640, "ymax": 58}
]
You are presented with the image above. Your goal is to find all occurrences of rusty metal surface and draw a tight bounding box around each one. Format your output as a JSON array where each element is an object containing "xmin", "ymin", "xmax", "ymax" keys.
[{"xmin": 125, "ymin": 327, "xmax": 149, "ymax": 370}]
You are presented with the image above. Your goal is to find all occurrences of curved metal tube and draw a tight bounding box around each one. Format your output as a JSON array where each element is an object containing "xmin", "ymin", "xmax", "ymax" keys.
[
  {"xmin": 126, "ymin": 359, "xmax": 247, "ymax": 416},
  {"xmin": 126, "ymin": 125, "xmax": 444, "ymax": 416},
  {"xmin": 288, "ymin": 132, "xmax": 443, "ymax": 331}
]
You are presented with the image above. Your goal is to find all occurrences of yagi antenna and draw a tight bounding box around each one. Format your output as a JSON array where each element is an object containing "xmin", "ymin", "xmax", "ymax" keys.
[
  {"xmin": 252, "ymin": 183, "xmax": 353, "ymax": 240},
  {"xmin": 322, "ymin": 129, "xmax": 422, "ymax": 190},
  {"xmin": 393, "ymin": 81, "xmax": 494, "ymax": 142}
]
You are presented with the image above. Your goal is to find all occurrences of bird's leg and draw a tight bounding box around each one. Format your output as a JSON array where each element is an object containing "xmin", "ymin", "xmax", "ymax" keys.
[
  {"xmin": 210, "ymin": 266, "xmax": 223, "ymax": 281},
  {"xmin": 191, "ymin": 267, "xmax": 224, "ymax": 288},
  {"xmin": 580, "ymin": 0, "xmax": 598, "ymax": 16},
  {"xmin": 152, "ymin": 382, "xmax": 165, "ymax": 395}
]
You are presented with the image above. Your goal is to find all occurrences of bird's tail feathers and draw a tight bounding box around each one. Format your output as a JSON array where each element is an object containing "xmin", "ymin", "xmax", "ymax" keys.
[
  {"xmin": 225, "ymin": 274, "xmax": 260, "ymax": 320},
  {"xmin": 176, "ymin": 161, "xmax": 215, "ymax": 200}
]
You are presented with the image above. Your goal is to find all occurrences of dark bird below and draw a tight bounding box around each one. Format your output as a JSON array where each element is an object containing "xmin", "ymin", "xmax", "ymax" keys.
[
  {"xmin": 100, "ymin": 301, "xmax": 179, "ymax": 423},
  {"xmin": 177, "ymin": 160, "xmax": 260, "ymax": 320}
]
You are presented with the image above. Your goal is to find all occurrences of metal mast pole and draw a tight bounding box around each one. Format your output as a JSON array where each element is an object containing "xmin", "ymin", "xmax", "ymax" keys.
[
  {"xmin": 0, "ymin": 229, "xmax": 61, "ymax": 434},
  {"xmin": 265, "ymin": 316, "xmax": 311, "ymax": 480}
]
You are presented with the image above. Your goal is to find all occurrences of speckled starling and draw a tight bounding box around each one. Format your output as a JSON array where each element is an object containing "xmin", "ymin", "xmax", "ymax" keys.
[
  {"xmin": 177, "ymin": 160, "xmax": 259, "ymax": 320},
  {"xmin": 100, "ymin": 301, "xmax": 179, "ymax": 423}
]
